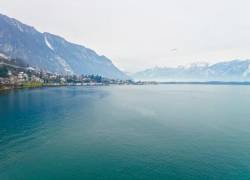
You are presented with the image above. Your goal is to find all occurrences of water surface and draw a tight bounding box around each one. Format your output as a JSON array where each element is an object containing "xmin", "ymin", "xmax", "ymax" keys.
[{"xmin": 1, "ymin": 85, "xmax": 250, "ymax": 180}]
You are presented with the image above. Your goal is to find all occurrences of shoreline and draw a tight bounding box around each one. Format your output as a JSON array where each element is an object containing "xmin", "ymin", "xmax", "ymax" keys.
[
  {"xmin": 2, "ymin": 81, "xmax": 250, "ymax": 92},
  {"xmin": 0, "ymin": 82, "xmax": 110, "ymax": 92}
]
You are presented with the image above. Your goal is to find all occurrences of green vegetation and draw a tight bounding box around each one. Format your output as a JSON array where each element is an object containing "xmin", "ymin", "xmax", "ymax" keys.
[
  {"xmin": 22, "ymin": 82, "xmax": 45, "ymax": 89},
  {"xmin": 0, "ymin": 66, "xmax": 9, "ymax": 77}
]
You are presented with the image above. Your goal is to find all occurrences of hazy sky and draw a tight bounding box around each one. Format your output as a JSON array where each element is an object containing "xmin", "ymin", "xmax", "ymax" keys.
[{"xmin": 1, "ymin": 0, "xmax": 250, "ymax": 72}]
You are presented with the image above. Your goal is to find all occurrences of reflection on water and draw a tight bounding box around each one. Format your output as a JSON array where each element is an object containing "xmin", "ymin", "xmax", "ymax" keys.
[{"xmin": 1, "ymin": 85, "xmax": 250, "ymax": 180}]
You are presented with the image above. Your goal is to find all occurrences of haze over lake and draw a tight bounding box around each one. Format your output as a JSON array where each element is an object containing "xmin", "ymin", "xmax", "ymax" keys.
[{"xmin": 1, "ymin": 85, "xmax": 250, "ymax": 180}]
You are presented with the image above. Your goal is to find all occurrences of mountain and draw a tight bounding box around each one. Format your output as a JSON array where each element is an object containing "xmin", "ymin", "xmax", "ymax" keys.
[
  {"xmin": 133, "ymin": 60, "xmax": 250, "ymax": 82},
  {"xmin": 0, "ymin": 14, "xmax": 129, "ymax": 79}
]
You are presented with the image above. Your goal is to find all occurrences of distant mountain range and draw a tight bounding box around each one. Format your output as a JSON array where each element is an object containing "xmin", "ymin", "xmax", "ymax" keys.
[
  {"xmin": 133, "ymin": 60, "xmax": 250, "ymax": 82},
  {"xmin": 2, "ymin": 14, "xmax": 250, "ymax": 82},
  {"xmin": 0, "ymin": 14, "xmax": 129, "ymax": 79}
]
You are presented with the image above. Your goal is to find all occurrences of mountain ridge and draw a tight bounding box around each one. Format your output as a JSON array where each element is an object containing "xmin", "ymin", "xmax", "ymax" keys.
[
  {"xmin": 133, "ymin": 60, "xmax": 250, "ymax": 82},
  {"xmin": 0, "ymin": 13, "xmax": 129, "ymax": 79}
]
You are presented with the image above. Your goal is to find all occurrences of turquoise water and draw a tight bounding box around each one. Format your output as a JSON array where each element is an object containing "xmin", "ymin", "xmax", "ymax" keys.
[{"xmin": 1, "ymin": 85, "xmax": 250, "ymax": 180}]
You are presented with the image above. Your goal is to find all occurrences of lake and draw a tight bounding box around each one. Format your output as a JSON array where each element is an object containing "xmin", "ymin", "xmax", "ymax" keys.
[{"xmin": 1, "ymin": 85, "xmax": 250, "ymax": 180}]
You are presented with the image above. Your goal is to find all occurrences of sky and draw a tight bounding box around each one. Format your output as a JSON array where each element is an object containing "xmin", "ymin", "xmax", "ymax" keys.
[{"xmin": 1, "ymin": 0, "xmax": 250, "ymax": 72}]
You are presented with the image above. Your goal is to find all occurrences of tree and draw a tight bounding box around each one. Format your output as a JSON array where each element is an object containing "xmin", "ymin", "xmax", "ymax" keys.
[{"xmin": 0, "ymin": 67, "xmax": 9, "ymax": 77}]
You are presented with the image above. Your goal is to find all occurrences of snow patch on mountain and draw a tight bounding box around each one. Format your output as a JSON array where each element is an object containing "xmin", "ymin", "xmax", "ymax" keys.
[
  {"xmin": 181, "ymin": 62, "xmax": 209, "ymax": 69},
  {"xmin": 133, "ymin": 60, "xmax": 250, "ymax": 81},
  {"xmin": 0, "ymin": 13, "xmax": 129, "ymax": 79},
  {"xmin": 15, "ymin": 22, "xmax": 24, "ymax": 32},
  {"xmin": 0, "ymin": 53, "xmax": 9, "ymax": 60},
  {"xmin": 56, "ymin": 56, "xmax": 73, "ymax": 74},
  {"xmin": 44, "ymin": 36, "xmax": 54, "ymax": 51},
  {"xmin": 243, "ymin": 64, "xmax": 250, "ymax": 77}
]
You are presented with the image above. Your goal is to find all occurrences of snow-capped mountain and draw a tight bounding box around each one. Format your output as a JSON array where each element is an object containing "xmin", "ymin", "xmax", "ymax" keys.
[
  {"xmin": 133, "ymin": 60, "xmax": 250, "ymax": 81},
  {"xmin": 0, "ymin": 14, "xmax": 129, "ymax": 79}
]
